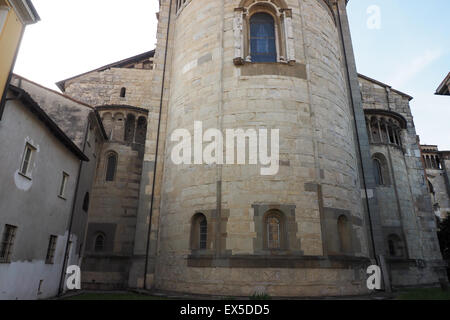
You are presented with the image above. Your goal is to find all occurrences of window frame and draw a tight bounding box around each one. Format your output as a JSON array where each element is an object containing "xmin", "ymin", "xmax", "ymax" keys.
[
  {"xmin": 249, "ymin": 12, "xmax": 278, "ymax": 63},
  {"xmin": 19, "ymin": 142, "xmax": 36, "ymax": 178},
  {"xmin": 0, "ymin": 225, "xmax": 17, "ymax": 263},
  {"xmin": 45, "ymin": 235, "xmax": 58, "ymax": 264},
  {"xmin": 94, "ymin": 233, "xmax": 105, "ymax": 252},
  {"xmin": 263, "ymin": 210, "xmax": 285, "ymax": 251},
  {"xmin": 234, "ymin": 1, "xmax": 295, "ymax": 65},
  {"xmin": 105, "ymin": 152, "xmax": 118, "ymax": 182},
  {"xmin": 58, "ymin": 172, "xmax": 69, "ymax": 199}
]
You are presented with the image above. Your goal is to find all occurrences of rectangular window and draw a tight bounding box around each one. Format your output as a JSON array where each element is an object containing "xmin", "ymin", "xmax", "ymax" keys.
[
  {"xmin": 45, "ymin": 235, "xmax": 57, "ymax": 264},
  {"xmin": 0, "ymin": 225, "xmax": 17, "ymax": 263},
  {"xmin": 20, "ymin": 143, "xmax": 36, "ymax": 177},
  {"xmin": 58, "ymin": 172, "xmax": 69, "ymax": 198}
]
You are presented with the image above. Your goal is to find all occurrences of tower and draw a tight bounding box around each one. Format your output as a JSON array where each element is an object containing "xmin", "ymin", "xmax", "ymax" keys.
[{"xmin": 133, "ymin": 0, "xmax": 378, "ymax": 297}]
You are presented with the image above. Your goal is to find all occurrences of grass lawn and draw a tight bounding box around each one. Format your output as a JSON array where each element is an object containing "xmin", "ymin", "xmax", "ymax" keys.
[
  {"xmin": 395, "ymin": 287, "xmax": 450, "ymax": 300},
  {"xmin": 64, "ymin": 292, "xmax": 169, "ymax": 300}
]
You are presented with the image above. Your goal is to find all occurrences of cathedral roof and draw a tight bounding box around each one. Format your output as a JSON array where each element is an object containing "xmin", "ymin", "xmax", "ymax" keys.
[{"xmin": 55, "ymin": 50, "xmax": 155, "ymax": 92}]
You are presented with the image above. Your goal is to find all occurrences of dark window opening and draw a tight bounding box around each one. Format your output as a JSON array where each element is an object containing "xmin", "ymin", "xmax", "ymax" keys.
[
  {"xmin": 199, "ymin": 217, "xmax": 207, "ymax": 250},
  {"xmin": 105, "ymin": 153, "xmax": 117, "ymax": 182},
  {"xmin": 124, "ymin": 114, "xmax": 136, "ymax": 143},
  {"xmin": 94, "ymin": 234, "xmax": 105, "ymax": 252},
  {"xmin": 120, "ymin": 87, "xmax": 126, "ymax": 98},
  {"xmin": 135, "ymin": 116, "xmax": 147, "ymax": 144},
  {"xmin": 373, "ymin": 159, "xmax": 384, "ymax": 186},
  {"xmin": 250, "ymin": 13, "xmax": 277, "ymax": 63}
]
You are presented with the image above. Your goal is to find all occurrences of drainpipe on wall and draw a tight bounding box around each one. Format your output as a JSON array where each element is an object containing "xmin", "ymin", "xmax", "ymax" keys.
[
  {"xmin": 143, "ymin": 0, "xmax": 173, "ymax": 290},
  {"xmin": 58, "ymin": 119, "xmax": 90, "ymax": 296},
  {"xmin": 334, "ymin": 0, "xmax": 391, "ymax": 292}
]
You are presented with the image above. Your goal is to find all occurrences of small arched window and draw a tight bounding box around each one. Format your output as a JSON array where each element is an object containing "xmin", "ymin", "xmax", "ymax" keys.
[
  {"xmin": 82, "ymin": 192, "xmax": 90, "ymax": 212},
  {"xmin": 267, "ymin": 216, "xmax": 281, "ymax": 249},
  {"xmin": 250, "ymin": 13, "xmax": 277, "ymax": 63},
  {"xmin": 387, "ymin": 234, "xmax": 404, "ymax": 257},
  {"xmin": 191, "ymin": 213, "xmax": 208, "ymax": 250},
  {"xmin": 264, "ymin": 211, "xmax": 284, "ymax": 250},
  {"xmin": 105, "ymin": 153, "xmax": 117, "ymax": 182},
  {"xmin": 120, "ymin": 87, "xmax": 126, "ymax": 98},
  {"xmin": 94, "ymin": 234, "xmax": 105, "ymax": 252},
  {"xmin": 337, "ymin": 215, "xmax": 351, "ymax": 253}
]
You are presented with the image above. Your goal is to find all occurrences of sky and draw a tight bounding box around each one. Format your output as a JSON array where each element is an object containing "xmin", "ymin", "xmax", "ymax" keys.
[{"xmin": 13, "ymin": 0, "xmax": 450, "ymax": 149}]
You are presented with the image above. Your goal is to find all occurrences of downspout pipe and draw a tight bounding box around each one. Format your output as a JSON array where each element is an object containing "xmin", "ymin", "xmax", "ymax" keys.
[
  {"xmin": 58, "ymin": 119, "xmax": 90, "ymax": 296},
  {"xmin": 143, "ymin": 0, "xmax": 173, "ymax": 290},
  {"xmin": 334, "ymin": 2, "xmax": 379, "ymax": 262}
]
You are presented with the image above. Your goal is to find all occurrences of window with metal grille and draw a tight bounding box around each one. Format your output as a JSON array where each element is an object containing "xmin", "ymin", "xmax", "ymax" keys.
[
  {"xmin": 250, "ymin": 13, "xmax": 277, "ymax": 63},
  {"xmin": 45, "ymin": 235, "xmax": 57, "ymax": 264},
  {"xmin": 199, "ymin": 217, "xmax": 207, "ymax": 250},
  {"xmin": 105, "ymin": 153, "xmax": 117, "ymax": 181},
  {"xmin": 0, "ymin": 225, "xmax": 17, "ymax": 263},
  {"xmin": 267, "ymin": 216, "xmax": 280, "ymax": 249},
  {"xmin": 20, "ymin": 143, "xmax": 35, "ymax": 177}
]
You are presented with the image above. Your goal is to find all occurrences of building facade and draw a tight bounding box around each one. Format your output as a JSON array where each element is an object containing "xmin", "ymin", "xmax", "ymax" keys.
[
  {"xmin": 0, "ymin": 0, "xmax": 446, "ymax": 299},
  {"xmin": 54, "ymin": 0, "xmax": 445, "ymax": 296},
  {"xmin": 0, "ymin": 85, "xmax": 88, "ymax": 299},
  {"xmin": 420, "ymin": 145, "xmax": 450, "ymax": 220},
  {"xmin": 56, "ymin": 52, "xmax": 154, "ymax": 289}
]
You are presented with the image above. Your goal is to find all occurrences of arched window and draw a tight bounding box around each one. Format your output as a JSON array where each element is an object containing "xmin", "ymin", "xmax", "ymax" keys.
[
  {"xmin": 250, "ymin": 13, "xmax": 277, "ymax": 63},
  {"xmin": 105, "ymin": 153, "xmax": 117, "ymax": 182},
  {"xmin": 387, "ymin": 234, "xmax": 404, "ymax": 257},
  {"xmin": 120, "ymin": 87, "xmax": 126, "ymax": 98},
  {"xmin": 372, "ymin": 153, "xmax": 391, "ymax": 186},
  {"xmin": 135, "ymin": 116, "xmax": 147, "ymax": 144},
  {"xmin": 94, "ymin": 233, "xmax": 105, "ymax": 252},
  {"xmin": 337, "ymin": 215, "xmax": 351, "ymax": 253},
  {"xmin": 373, "ymin": 158, "xmax": 384, "ymax": 186},
  {"xmin": 82, "ymin": 192, "xmax": 90, "ymax": 212},
  {"xmin": 191, "ymin": 213, "xmax": 208, "ymax": 250},
  {"xmin": 267, "ymin": 216, "xmax": 281, "ymax": 249},
  {"xmin": 264, "ymin": 211, "xmax": 284, "ymax": 250},
  {"xmin": 124, "ymin": 113, "xmax": 136, "ymax": 143}
]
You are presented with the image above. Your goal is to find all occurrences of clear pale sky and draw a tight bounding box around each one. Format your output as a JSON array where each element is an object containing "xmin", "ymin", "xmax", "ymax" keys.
[{"xmin": 14, "ymin": 0, "xmax": 450, "ymax": 149}]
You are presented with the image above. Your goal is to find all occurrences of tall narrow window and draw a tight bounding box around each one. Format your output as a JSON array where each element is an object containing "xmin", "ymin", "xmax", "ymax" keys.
[
  {"xmin": 373, "ymin": 159, "xmax": 384, "ymax": 186},
  {"xmin": 20, "ymin": 143, "xmax": 35, "ymax": 177},
  {"xmin": 94, "ymin": 234, "xmax": 105, "ymax": 252},
  {"xmin": 337, "ymin": 215, "xmax": 351, "ymax": 253},
  {"xmin": 120, "ymin": 87, "xmax": 126, "ymax": 98},
  {"xmin": 199, "ymin": 217, "xmax": 207, "ymax": 250},
  {"xmin": 58, "ymin": 172, "xmax": 69, "ymax": 198},
  {"xmin": 105, "ymin": 153, "xmax": 117, "ymax": 182},
  {"xmin": 250, "ymin": 13, "xmax": 277, "ymax": 63},
  {"xmin": 191, "ymin": 213, "xmax": 208, "ymax": 250},
  {"xmin": 135, "ymin": 116, "xmax": 147, "ymax": 144},
  {"xmin": 0, "ymin": 225, "xmax": 17, "ymax": 263},
  {"xmin": 267, "ymin": 216, "xmax": 281, "ymax": 249},
  {"xmin": 45, "ymin": 235, "xmax": 57, "ymax": 264}
]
